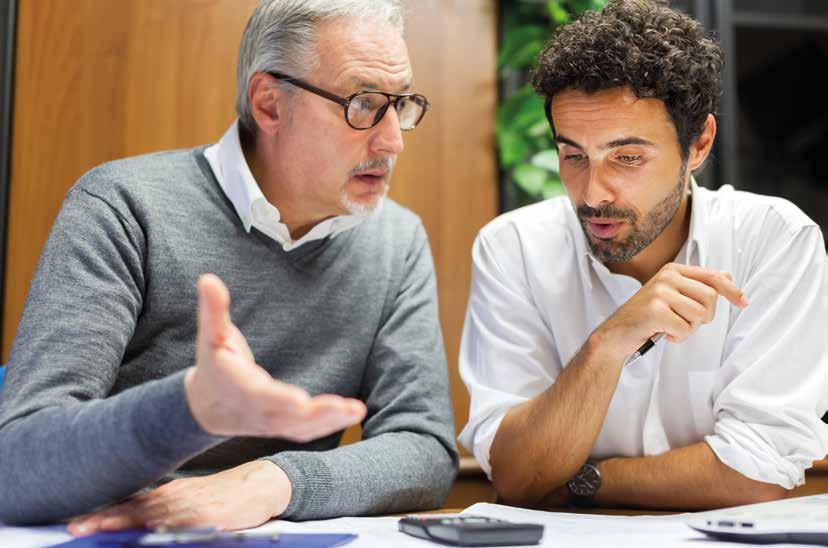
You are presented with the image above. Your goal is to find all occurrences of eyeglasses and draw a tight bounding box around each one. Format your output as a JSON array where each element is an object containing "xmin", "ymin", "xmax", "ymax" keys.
[{"xmin": 268, "ymin": 71, "xmax": 429, "ymax": 131}]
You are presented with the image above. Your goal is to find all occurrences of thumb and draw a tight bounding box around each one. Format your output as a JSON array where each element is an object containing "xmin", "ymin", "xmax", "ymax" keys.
[{"xmin": 197, "ymin": 274, "xmax": 231, "ymax": 348}]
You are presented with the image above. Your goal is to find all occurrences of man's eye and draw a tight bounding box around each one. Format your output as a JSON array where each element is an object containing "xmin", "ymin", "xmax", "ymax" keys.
[
  {"xmin": 618, "ymin": 155, "xmax": 642, "ymax": 164},
  {"xmin": 564, "ymin": 154, "xmax": 587, "ymax": 164},
  {"xmin": 352, "ymin": 95, "xmax": 383, "ymax": 112},
  {"xmin": 352, "ymin": 98, "xmax": 373, "ymax": 111}
]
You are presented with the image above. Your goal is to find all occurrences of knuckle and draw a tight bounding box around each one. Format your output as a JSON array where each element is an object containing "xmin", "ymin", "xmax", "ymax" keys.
[
  {"xmin": 652, "ymin": 282, "xmax": 671, "ymax": 301},
  {"xmin": 693, "ymin": 303, "xmax": 707, "ymax": 323},
  {"xmin": 703, "ymin": 286, "xmax": 718, "ymax": 303}
]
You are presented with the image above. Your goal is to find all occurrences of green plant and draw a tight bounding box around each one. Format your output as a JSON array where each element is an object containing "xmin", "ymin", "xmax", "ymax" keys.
[{"xmin": 497, "ymin": 0, "xmax": 608, "ymax": 210}]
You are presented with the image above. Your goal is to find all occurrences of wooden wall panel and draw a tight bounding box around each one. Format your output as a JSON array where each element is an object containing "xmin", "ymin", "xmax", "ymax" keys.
[
  {"xmin": 393, "ymin": 1, "xmax": 499, "ymax": 444},
  {"xmin": 4, "ymin": 0, "xmax": 258, "ymax": 355},
  {"xmin": 3, "ymin": 0, "xmax": 499, "ymax": 450}
]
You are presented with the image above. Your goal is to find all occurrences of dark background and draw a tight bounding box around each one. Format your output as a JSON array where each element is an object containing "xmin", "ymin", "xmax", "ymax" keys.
[{"xmin": 673, "ymin": 0, "xmax": 828, "ymax": 246}]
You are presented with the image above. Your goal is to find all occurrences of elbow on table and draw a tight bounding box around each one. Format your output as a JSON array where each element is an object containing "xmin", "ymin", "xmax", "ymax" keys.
[
  {"xmin": 409, "ymin": 442, "xmax": 459, "ymax": 511},
  {"xmin": 744, "ymin": 482, "xmax": 787, "ymax": 504},
  {"xmin": 720, "ymin": 480, "xmax": 787, "ymax": 508},
  {"xmin": 490, "ymin": 461, "xmax": 559, "ymax": 508}
]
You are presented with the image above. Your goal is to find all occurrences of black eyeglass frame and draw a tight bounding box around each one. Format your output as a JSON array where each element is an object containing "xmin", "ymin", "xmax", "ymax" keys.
[{"xmin": 268, "ymin": 71, "xmax": 429, "ymax": 131}]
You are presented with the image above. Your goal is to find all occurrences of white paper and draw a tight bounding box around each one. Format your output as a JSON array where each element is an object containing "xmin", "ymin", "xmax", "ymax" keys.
[
  {"xmin": 460, "ymin": 503, "xmax": 810, "ymax": 547},
  {"xmin": 0, "ymin": 523, "xmax": 71, "ymax": 548},
  {"xmin": 2, "ymin": 503, "xmax": 814, "ymax": 548}
]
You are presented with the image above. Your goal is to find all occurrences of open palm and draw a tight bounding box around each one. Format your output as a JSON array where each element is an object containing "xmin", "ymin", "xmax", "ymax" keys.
[{"xmin": 184, "ymin": 274, "xmax": 367, "ymax": 440}]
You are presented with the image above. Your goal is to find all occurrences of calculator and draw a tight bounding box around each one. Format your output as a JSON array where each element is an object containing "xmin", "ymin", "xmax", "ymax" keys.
[{"xmin": 398, "ymin": 515, "xmax": 544, "ymax": 546}]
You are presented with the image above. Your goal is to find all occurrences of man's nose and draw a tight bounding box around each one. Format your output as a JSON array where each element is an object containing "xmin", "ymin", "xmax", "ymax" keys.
[
  {"xmin": 582, "ymin": 165, "xmax": 615, "ymax": 208},
  {"xmin": 370, "ymin": 106, "xmax": 405, "ymax": 156}
]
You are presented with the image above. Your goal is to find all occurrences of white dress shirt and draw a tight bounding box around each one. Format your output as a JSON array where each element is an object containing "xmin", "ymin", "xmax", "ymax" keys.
[
  {"xmin": 458, "ymin": 181, "xmax": 828, "ymax": 489},
  {"xmin": 204, "ymin": 120, "xmax": 364, "ymax": 251}
]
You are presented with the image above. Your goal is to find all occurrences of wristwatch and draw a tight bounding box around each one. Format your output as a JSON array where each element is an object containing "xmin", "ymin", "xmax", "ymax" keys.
[{"xmin": 566, "ymin": 460, "xmax": 602, "ymax": 507}]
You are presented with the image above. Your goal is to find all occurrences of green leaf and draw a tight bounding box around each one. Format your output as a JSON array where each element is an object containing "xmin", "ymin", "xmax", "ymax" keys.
[
  {"xmin": 512, "ymin": 164, "xmax": 549, "ymax": 196},
  {"xmin": 547, "ymin": 2, "xmax": 570, "ymax": 25},
  {"xmin": 589, "ymin": 0, "xmax": 609, "ymax": 12},
  {"xmin": 497, "ymin": 128, "xmax": 532, "ymax": 168},
  {"xmin": 527, "ymin": 118, "xmax": 552, "ymax": 137},
  {"xmin": 564, "ymin": 0, "xmax": 607, "ymax": 16},
  {"xmin": 498, "ymin": 85, "xmax": 532, "ymax": 125},
  {"xmin": 498, "ymin": 25, "xmax": 546, "ymax": 69},
  {"xmin": 498, "ymin": 85, "xmax": 546, "ymax": 133}
]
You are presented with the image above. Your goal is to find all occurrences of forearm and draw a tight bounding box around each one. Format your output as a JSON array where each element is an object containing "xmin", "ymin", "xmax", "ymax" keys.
[
  {"xmin": 268, "ymin": 431, "xmax": 457, "ymax": 520},
  {"xmin": 595, "ymin": 442, "xmax": 786, "ymax": 510},
  {"xmin": 0, "ymin": 371, "xmax": 223, "ymax": 524},
  {"xmin": 490, "ymin": 333, "xmax": 624, "ymax": 505}
]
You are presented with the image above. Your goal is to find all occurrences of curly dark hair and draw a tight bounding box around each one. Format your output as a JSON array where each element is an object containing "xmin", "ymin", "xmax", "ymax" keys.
[{"xmin": 532, "ymin": 0, "xmax": 724, "ymax": 159}]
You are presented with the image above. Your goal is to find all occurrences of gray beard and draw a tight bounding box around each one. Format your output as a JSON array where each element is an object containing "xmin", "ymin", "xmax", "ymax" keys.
[{"xmin": 577, "ymin": 163, "xmax": 687, "ymax": 263}]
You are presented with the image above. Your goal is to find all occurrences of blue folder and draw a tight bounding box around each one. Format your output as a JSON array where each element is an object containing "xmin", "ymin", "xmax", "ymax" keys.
[{"xmin": 48, "ymin": 530, "xmax": 357, "ymax": 548}]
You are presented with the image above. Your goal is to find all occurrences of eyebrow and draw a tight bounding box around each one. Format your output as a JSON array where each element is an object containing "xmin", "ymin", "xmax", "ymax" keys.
[
  {"xmin": 350, "ymin": 78, "xmax": 413, "ymax": 94},
  {"xmin": 556, "ymin": 135, "xmax": 657, "ymax": 150}
]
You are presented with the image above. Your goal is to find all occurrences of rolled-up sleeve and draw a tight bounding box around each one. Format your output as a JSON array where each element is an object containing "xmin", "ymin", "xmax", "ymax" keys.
[
  {"xmin": 458, "ymin": 227, "xmax": 561, "ymax": 478},
  {"xmin": 706, "ymin": 224, "xmax": 828, "ymax": 489}
]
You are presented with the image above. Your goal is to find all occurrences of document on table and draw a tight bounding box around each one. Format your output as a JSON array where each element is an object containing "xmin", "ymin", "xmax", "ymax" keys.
[
  {"xmin": 459, "ymin": 503, "xmax": 810, "ymax": 548},
  {"xmin": 0, "ymin": 503, "xmax": 814, "ymax": 548},
  {"xmin": 257, "ymin": 503, "xmax": 814, "ymax": 548},
  {"xmin": 231, "ymin": 503, "xmax": 811, "ymax": 548},
  {"xmin": 0, "ymin": 523, "xmax": 72, "ymax": 548}
]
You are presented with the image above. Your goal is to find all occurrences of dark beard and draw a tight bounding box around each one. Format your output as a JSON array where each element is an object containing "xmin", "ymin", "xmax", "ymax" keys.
[{"xmin": 576, "ymin": 162, "xmax": 688, "ymax": 263}]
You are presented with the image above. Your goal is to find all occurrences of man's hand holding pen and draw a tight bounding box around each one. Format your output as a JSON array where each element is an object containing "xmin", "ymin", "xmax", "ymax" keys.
[{"xmin": 592, "ymin": 264, "xmax": 750, "ymax": 363}]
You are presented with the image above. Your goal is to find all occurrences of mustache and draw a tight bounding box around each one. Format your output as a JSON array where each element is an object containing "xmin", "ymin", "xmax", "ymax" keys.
[
  {"xmin": 577, "ymin": 203, "xmax": 638, "ymax": 222},
  {"xmin": 349, "ymin": 157, "xmax": 394, "ymax": 177}
]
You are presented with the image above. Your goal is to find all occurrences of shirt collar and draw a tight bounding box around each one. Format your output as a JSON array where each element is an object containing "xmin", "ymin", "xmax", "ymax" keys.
[
  {"xmin": 205, "ymin": 120, "xmax": 268, "ymax": 233},
  {"xmin": 685, "ymin": 177, "xmax": 708, "ymax": 267},
  {"xmin": 576, "ymin": 176, "xmax": 709, "ymax": 289},
  {"xmin": 204, "ymin": 120, "xmax": 366, "ymax": 248}
]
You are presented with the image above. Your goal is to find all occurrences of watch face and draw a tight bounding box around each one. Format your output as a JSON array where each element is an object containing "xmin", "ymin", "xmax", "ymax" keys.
[{"xmin": 569, "ymin": 463, "xmax": 601, "ymax": 497}]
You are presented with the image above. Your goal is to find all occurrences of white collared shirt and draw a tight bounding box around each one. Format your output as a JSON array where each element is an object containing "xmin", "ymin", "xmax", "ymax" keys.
[
  {"xmin": 458, "ymin": 181, "xmax": 828, "ymax": 489},
  {"xmin": 204, "ymin": 121, "xmax": 364, "ymax": 251}
]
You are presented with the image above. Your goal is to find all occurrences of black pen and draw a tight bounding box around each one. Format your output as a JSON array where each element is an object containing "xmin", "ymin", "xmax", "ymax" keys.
[{"xmin": 624, "ymin": 333, "xmax": 665, "ymax": 366}]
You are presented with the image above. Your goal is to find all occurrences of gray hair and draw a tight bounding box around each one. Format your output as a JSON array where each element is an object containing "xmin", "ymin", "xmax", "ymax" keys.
[{"xmin": 236, "ymin": 0, "xmax": 405, "ymax": 133}]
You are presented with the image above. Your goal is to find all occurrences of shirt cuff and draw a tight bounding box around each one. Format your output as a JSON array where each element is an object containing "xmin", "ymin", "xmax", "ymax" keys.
[
  {"xmin": 459, "ymin": 411, "xmax": 508, "ymax": 480},
  {"xmin": 705, "ymin": 414, "xmax": 819, "ymax": 489},
  {"xmin": 264, "ymin": 452, "xmax": 333, "ymax": 520}
]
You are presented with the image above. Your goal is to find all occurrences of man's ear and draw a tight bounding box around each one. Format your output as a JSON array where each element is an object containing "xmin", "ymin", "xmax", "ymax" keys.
[
  {"xmin": 688, "ymin": 114, "xmax": 717, "ymax": 171},
  {"xmin": 248, "ymin": 73, "xmax": 286, "ymax": 137}
]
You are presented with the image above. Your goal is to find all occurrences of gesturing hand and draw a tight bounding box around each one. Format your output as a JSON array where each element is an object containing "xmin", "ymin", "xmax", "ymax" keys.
[
  {"xmin": 184, "ymin": 274, "xmax": 367, "ymax": 440},
  {"xmin": 597, "ymin": 263, "xmax": 749, "ymax": 359}
]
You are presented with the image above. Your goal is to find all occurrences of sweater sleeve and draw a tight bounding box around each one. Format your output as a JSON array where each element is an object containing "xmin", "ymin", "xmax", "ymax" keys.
[
  {"xmin": 0, "ymin": 186, "xmax": 222, "ymax": 524},
  {"xmin": 267, "ymin": 221, "xmax": 459, "ymax": 519}
]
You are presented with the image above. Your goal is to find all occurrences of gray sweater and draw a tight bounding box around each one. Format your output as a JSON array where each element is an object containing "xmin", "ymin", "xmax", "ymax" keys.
[{"xmin": 0, "ymin": 148, "xmax": 458, "ymax": 524}]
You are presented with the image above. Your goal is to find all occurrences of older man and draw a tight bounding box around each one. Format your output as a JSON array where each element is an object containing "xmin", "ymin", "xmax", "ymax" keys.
[
  {"xmin": 460, "ymin": 0, "xmax": 827, "ymax": 511},
  {"xmin": 0, "ymin": 0, "xmax": 457, "ymax": 531}
]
